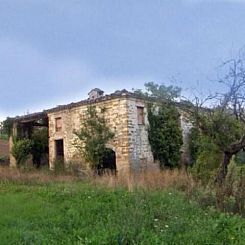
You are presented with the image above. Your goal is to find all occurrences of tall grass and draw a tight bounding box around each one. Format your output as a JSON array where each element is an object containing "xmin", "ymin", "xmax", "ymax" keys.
[
  {"xmin": 0, "ymin": 166, "xmax": 78, "ymax": 185},
  {"xmin": 1, "ymin": 164, "xmax": 245, "ymax": 217},
  {"xmin": 91, "ymin": 167, "xmax": 245, "ymax": 217},
  {"xmin": 93, "ymin": 169, "xmax": 194, "ymax": 192}
]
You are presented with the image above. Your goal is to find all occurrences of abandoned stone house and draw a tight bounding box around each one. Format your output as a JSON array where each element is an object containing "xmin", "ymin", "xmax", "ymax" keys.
[{"xmin": 9, "ymin": 88, "xmax": 191, "ymax": 173}]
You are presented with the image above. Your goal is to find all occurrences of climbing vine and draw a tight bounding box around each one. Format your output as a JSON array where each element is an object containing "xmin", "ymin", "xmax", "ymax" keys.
[
  {"xmin": 134, "ymin": 82, "xmax": 183, "ymax": 168},
  {"xmin": 147, "ymin": 103, "xmax": 183, "ymax": 168}
]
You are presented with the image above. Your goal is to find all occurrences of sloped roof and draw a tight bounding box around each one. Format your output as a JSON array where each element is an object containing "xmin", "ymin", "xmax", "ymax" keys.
[
  {"xmin": 46, "ymin": 89, "xmax": 135, "ymax": 113},
  {"xmin": 13, "ymin": 89, "xmax": 137, "ymax": 122}
]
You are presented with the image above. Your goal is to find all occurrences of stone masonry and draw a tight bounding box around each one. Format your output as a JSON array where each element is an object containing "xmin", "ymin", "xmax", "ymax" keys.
[
  {"xmin": 9, "ymin": 89, "xmax": 191, "ymax": 173},
  {"xmin": 47, "ymin": 92, "xmax": 153, "ymax": 173}
]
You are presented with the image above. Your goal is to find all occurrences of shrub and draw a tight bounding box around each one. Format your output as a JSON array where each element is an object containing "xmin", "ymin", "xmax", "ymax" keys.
[
  {"xmin": 11, "ymin": 138, "xmax": 33, "ymax": 166},
  {"xmin": 234, "ymin": 150, "xmax": 245, "ymax": 165},
  {"xmin": 189, "ymin": 126, "xmax": 200, "ymax": 165},
  {"xmin": 0, "ymin": 117, "xmax": 14, "ymax": 137},
  {"xmin": 74, "ymin": 106, "xmax": 114, "ymax": 170},
  {"xmin": 191, "ymin": 135, "xmax": 223, "ymax": 185},
  {"xmin": 0, "ymin": 155, "xmax": 9, "ymax": 166},
  {"xmin": 148, "ymin": 103, "xmax": 183, "ymax": 168}
]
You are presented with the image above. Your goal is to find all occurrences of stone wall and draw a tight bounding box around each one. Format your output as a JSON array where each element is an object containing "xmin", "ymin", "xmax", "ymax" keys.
[
  {"xmin": 9, "ymin": 93, "xmax": 192, "ymax": 172},
  {"xmin": 127, "ymin": 98, "xmax": 154, "ymax": 171},
  {"xmin": 48, "ymin": 97, "xmax": 131, "ymax": 173},
  {"xmin": 47, "ymin": 96, "xmax": 191, "ymax": 173},
  {"xmin": 180, "ymin": 111, "xmax": 192, "ymax": 165}
]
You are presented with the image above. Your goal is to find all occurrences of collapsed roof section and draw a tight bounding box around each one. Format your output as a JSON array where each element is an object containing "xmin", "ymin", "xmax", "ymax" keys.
[{"xmin": 14, "ymin": 111, "xmax": 48, "ymax": 126}]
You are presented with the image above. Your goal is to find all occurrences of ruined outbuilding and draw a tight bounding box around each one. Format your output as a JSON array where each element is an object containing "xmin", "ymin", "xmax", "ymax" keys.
[{"xmin": 9, "ymin": 89, "xmax": 191, "ymax": 173}]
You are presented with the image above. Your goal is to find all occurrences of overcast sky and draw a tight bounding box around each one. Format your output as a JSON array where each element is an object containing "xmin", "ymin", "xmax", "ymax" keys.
[{"xmin": 1, "ymin": 0, "xmax": 245, "ymax": 120}]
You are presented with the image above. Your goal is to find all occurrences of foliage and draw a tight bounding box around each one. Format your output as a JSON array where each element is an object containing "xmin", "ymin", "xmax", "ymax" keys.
[
  {"xmin": 190, "ymin": 107, "xmax": 245, "ymax": 183},
  {"xmin": 9, "ymin": 127, "xmax": 48, "ymax": 168},
  {"xmin": 31, "ymin": 128, "xmax": 48, "ymax": 167},
  {"xmin": 189, "ymin": 110, "xmax": 244, "ymax": 183},
  {"xmin": 74, "ymin": 106, "xmax": 114, "ymax": 169},
  {"xmin": 234, "ymin": 151, "xmax": 245, "ymax": 165},
  {"xmin": 1, "ymin": 181, "xmax": 245, "ymax": 244},
  {"xmin": 199, "ymin": 110, "xmax": 245, "ymax": 151},
  {"xmin": 0, "ymin": 117, "xmax": 14, "ymax": 137},
  {"xmin": 148, "ymin": 103, "xmax": 183, "ymax": 168},
  {"xmin": 133, "ymin": 81, "xmax": 181, "ymax": 101},
  {"xmin": 0, "ymin": 155, "xmax": 9, "ymax": 166},
  {"xmin": 191, "ymin": 135, "xmax": 223, "ymax": 184},
  {"xmin": 189, "ymin": 126, "xmax": 200, "ymax": 165},
  {"xmin": 11, "ymin": 138, "xmax": 33, "ymax": 166},
  {"xmin": 188, "ymin": 57, "xmax": 245, "ymax": 183},
  {"xmin": 136, "ymin": 82, "xmax": 183, "ymax": 168},
  {"xmin": 211, "ymin": 159, "xmax": 245, "ymax": 214},
  {"xmin": 0, "ymin": 133, "xmax": 8, "ymax": 140}
]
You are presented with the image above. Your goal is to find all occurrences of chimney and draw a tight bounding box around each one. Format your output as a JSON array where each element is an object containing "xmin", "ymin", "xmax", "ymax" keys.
[{"xmin": 88, "ymin": 88, "xmax": 104, "ymax": 100}]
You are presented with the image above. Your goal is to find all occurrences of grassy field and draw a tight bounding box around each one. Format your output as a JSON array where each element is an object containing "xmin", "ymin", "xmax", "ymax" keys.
[{"xmin": 1, "ymin": 180, "xmax": 245, "ymax": 245}]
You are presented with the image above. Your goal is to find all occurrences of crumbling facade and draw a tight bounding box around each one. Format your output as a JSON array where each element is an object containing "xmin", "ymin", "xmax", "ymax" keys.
[
  {"xmin": 9, "ymin": 89, "xmax": 191, "ymax": 173},
  {"xmin": 10, "ymin": 90, "xmax": 155, "ymax": 173},
  {"xmin": 47, "ymin": 90, "xmax": 153, "ymax": 172}
]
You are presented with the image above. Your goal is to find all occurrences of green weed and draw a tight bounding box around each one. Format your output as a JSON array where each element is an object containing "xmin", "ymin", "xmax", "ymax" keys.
[{"xmin": 0, "ymin": 182, "xmax": 244, "ymax": 244}]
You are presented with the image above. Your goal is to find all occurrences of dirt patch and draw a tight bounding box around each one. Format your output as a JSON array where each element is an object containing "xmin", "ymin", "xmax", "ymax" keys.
[{"xmin": 0, "ymin": 139, "xmax": 9, "ymax": 156}]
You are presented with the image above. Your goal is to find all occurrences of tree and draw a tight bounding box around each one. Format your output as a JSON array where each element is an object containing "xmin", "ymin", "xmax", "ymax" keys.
[
  {"xmin": 189, "ymin": 57, "xmax": 245, "ymax": 185},
  {"xmin": 133, "ymin": 81, "xmax": 181, "ymax": 101},
  {"xmin": 74, "ymin": 106, "xmax": 114, "ymax": 170},
  {"xmin": 0, "ymin": 117, "xmax": 14, "ymax": 137},
  {"xmin": 135, "ymin": 82, "xmax": 183, "ymax": 168}
]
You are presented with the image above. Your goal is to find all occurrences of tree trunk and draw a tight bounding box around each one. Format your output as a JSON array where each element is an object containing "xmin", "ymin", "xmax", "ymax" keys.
[
  {"xmin": 215, "ymin": 134, "xmax": 245, "ymax": 185},
  {"xmin": 215, "ymin": 152, "xmax": 233, "ymax": 186}
]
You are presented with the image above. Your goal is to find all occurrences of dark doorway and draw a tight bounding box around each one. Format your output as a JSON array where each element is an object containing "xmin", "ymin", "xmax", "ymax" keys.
[
  {"xmin": 98, "ymin": 148, "xmax": 117, "ymax": 175},
  {"xmin": 55, "ymin": 139, "xmax": 64, "ymax": 162}
]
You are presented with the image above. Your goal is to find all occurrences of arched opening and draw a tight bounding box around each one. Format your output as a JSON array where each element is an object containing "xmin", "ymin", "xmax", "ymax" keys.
[{"xmin": 98, "ymin": 148, "xmax": 117, "ymax": 175}]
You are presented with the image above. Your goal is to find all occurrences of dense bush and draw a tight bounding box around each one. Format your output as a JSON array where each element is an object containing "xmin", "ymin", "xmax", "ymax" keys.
[
  {"xmin": 189, "ymin": 128, "xmax": 223, "ymax": 184},
  {"xmin": 191, "ymin": 138, "xmax": 222, "ymax": 185},
  {"xmin": 134, "ymin": 82, "xmax": 183, "ymax": 169},
  {"xmin": 0, "ymin": 117, "xmax": 14, "ymax": 137},
  {"xmin": 148, "ymin": 103, "xmax": 183, "ymax": 168},
  {"xmin": 234, "ymin": 151, "xmax": 245, "ymax": 165},
  {"xmin": 220, "ymin": 160, "xmax": 245, "ymax": 214},
  {"xmin": 189, "ymin": 126, "xmax": 200, "ymax": 165},
  {"xmin": 11, "ymin": 138, "xmax": 33, "ymax": 166}
]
